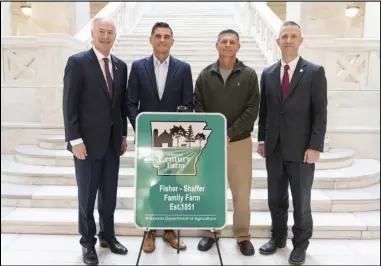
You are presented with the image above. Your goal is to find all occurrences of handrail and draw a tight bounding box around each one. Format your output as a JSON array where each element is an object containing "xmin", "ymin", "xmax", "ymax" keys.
[{"xmin": 74, "ymin": 2, "xmax": 125, "ymax": 44}]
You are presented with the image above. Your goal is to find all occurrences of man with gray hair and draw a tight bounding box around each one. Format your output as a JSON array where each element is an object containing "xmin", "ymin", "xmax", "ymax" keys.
[
  {"xmin": 194, "ymin": 29, "xmax": 259, "ymax": 256},
  {"xmin": 63, "ymin": 17, "xmax": 128, "ymax": 265}
]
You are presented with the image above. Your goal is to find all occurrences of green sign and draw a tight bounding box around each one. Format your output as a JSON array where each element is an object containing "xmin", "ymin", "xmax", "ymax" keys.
[{"xmin": 134, "ymin": 112, "xmax": 227, "ymax": 230}]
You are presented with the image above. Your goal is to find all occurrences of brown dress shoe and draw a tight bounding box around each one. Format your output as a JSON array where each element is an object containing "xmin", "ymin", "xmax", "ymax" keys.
[
  {"xmin": 162, "ymin": 230, "xmax": 187, "ymax": 250},
  {"xmin": 143, "ymin": 230, "xmax": 156, "ymax": 253}
]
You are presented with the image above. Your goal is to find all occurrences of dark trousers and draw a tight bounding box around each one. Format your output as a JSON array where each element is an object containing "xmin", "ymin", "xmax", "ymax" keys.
[
  {"xmin": 74, "ymin": 135, "xmax": 120, "ymax": 248},
  {"xmin": 265, "ymin": 141, "xmax": 314, "ymax": 250}
]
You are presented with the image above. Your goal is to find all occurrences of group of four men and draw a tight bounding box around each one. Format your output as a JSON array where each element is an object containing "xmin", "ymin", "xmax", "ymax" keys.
[{"xmin": 63, "ymin": 18, "xmax": 327, "ymax": 266}]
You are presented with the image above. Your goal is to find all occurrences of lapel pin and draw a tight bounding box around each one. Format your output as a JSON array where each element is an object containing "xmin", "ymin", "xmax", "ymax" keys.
[
  {"xmin": 300, "ymin": 69, "xmax": 303, "ymax": 73},
  {"xmin": 238, "ymin": 82, "xmax": 240, "ymax": 86}
]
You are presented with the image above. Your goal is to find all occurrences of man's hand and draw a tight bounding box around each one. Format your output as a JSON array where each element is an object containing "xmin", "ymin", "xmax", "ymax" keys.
[
  {"xmin": 72, "ymin": 143, "xmax": 87, "ymax": 160},
  {"xmin": 304, "ymin": 149, "xmax": 320, "ymax": 164},
  {"xmin": 257, "ymin": 143, "xmax": 265, "ymax": 158},
  {"xmin": 121, "ymin": 137, "xmax": 128, "ymax": 155}
]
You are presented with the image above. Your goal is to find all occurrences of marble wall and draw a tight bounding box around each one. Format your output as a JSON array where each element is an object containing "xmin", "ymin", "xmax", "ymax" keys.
[
  {"xmin": 8, "ymin": 1, "xmax": 108, "ymax": 36},
  {"xmin": 267, "ymin": 2, "xmax": 366, "ymax": 38}
]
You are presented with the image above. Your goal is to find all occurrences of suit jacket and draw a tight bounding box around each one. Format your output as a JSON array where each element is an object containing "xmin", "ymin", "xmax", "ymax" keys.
[
  {"xmin": 257, "ymin": 57, "xmax": 328, "ymax": 162},
  {"xmin": 126, "ymin": 55, "xmax": 194, "ymax": 130},
  {"xmin": 63, "ymin": 48, "xmax": 128, "ymax": 160}
]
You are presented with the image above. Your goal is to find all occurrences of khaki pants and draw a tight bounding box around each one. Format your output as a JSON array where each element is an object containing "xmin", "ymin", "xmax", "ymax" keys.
[{"xmin": 204, "ymin": 137, "xmax": 252, "ymax": 242}]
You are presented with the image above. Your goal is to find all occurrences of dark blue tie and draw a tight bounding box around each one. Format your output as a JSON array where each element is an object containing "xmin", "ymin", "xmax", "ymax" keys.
[{"xmin": 103, "ymin": 58, "xmax": 114, "ymax": 98}]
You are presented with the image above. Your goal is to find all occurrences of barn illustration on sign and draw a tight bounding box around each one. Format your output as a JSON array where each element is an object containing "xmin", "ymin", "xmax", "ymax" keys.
[{"xmin": 146, "ymin": 121, "xmax": 212, "ymax": 175}]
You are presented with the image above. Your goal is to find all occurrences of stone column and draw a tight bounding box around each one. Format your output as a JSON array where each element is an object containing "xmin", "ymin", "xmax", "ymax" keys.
[
  {"xmin": 74, "ymin": 2, "xmax": 90, "ymax": 35},
  {"xmin": 363, "ymin": 2, "xmax": 380, "ymax": 38},
  {"xmin": 363, "ymin": 2, "xmax": 380, "ymax": 90},
  {"xmin": 30, "ymin": 2, "xmax": 76, "ymax": 34},
  {"xmin": 286, "ymin": 2, "xmax": 301, "ymax": 24},
  {"xmin": 1, "ymin": 2, "xmax": 11, "ymax": 36},
  {"xmin": 285, "ymin": 2, "xmax": 346, "ymax": 151}
]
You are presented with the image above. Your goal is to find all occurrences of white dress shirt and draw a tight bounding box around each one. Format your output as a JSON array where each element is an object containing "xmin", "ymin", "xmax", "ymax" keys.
[
  {"xmin": 70, "ymin": 47, "xmax": 114, "ymax": 146},
  {"xmin": 258, "ymin": 55, "xmax": 300, "ymax": 145},
  {"xmin": 153, "ymin": 55, "xmax": 170, "ymax": 99},
  {"xmin": 280, "ymin": 55, "xmax": 300, "ymax": 82}
]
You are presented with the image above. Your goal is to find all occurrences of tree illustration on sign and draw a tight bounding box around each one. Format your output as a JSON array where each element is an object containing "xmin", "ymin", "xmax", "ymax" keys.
[
  {"xmin": 185, "ymin": 125, "xmax": 195, "ymax": 147},
  {"xmin": 169, "ymin": 125, "xmax": 186, "ymax": 147},
  {"xmin": 194, "ymin": 132, "xmax": 206, "ymax": 147},
  {"xmin": 149, "ymin": 121, "xmax": 212, "ymax": 175}
]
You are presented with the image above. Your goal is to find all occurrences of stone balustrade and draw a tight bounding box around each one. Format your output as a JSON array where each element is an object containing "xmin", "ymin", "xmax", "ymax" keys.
[{"xmin": 1, "ymin": 2, "xmax": 380, "ymax": 159}]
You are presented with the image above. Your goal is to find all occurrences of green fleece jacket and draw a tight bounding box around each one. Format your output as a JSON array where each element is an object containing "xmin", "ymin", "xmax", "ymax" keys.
[{"xmin": 194, "ymin": 59, "xmax": 260, "ymax": 142}]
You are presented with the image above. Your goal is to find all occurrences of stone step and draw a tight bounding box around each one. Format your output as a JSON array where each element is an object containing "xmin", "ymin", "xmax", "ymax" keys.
[
  {"xmin": 117, "ymin": 56, "xmax": 266, "ymax": 65},
  {"xmin": 1, "ymin": 182, "xmax": 379, "ymax": 212},
  {"xmin": 113, "ymin": 49, "xmax": 263, "ymax": 56},
  {"xmin": 134, "ymin": 25, "xmax": 240, "ymax": 29},
  {"xmin": 137, "ymin": 17, "xmax": 237, "ymax": 21},
  {"xmin": 114, "ymin": 41, "xmax": 260, "ymax": 48},
  {"xmin": 39, "ymin": 125, "xmax": 264, "ymax": 137},
  {"xmin": 140, "ymin": 15, "xmax": 236, "ymax": 19},
  {"xmin": 36, "ymin": 135, "xmax": 330, "ymax": 152},
  {"xmin": 138, "ymin": 16, "xmax": 236, "ymax": 19},
  {"xmin": 134, "ymin": 24, "xmax": 239, "ymax": 29},
  {"xmin": 117, "ymin": 35, "xmax": 257, "ymax": 42},
  {"xmin": 132, "ymin": 29, "xmax": 242, "ymax": 35},
  {"xmin": 137, "ymin": 17, "xmax": 236, "ymax": 22},
  {"xmin": 1, "ymin": 207, "xmax": 379, "ymax": 239},
  {"xmin": 3, "ymin": 156, "xmax": 378, "ymax": 189},
  {"xmin": 13, "ymin": 145, "xmax": 354, "ymax": 170},
  {"xmin": 115, "ymin": 58, "xmax": 265, "ymax": 69},
  {"xmin": 113, "ymin": 49, "xmax": 263, "ymax": 57}
]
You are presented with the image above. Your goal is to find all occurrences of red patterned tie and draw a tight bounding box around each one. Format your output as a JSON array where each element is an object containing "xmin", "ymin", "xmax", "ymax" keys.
[{"xmin": 281, "ymin": 64, "xmax": 290, "ymax": 98}]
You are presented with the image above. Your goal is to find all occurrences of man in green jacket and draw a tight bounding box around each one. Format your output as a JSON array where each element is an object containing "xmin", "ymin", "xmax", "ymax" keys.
[{"xmin": 194, "ymin": 29, "xmax": 260, "ymax": 256}]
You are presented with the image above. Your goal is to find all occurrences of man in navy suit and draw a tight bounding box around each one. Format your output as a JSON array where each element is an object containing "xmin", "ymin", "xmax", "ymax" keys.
[
  {"xmin": 63, "ymin": 18, "xmax": 128, "ymax": 265},
  {"xmin": 126, "ymin": 22, "xmax": 193, "ymax": 253},
  {"xmin": 257, "ymin": 21, "xmax": 327, "ymax": 265}
]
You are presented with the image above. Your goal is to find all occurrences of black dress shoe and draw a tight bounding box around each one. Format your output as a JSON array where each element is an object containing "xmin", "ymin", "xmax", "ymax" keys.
[
  {"xmin": 197, "ymin": 237, "xmax": 217, "ymax": 251},
  {"xmin": 99, "ymin": 237, "xmax": 128, "ymax": 255},
  {"xmin": 259, "ymin": 239, "xmax": 287, "ymax": 255},
  {"xmin": 82, "ymin": 246, "xmax": 99, "ymax": 265},
  {"xmin": 237, "ymin": 240, "xmax": 255, "ymax": 256},
  {"xmin": 289, "ymin": 247, "xmax": 306, "ymax": 265}
]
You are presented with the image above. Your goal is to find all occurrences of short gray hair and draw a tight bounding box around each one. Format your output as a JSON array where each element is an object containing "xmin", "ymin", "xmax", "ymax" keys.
[{"xmin": 91, "ymin": 17, "xmax": 116, "ymax": 32}]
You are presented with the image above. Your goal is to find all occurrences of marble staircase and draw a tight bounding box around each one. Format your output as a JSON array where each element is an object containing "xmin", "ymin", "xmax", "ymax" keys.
[
  {"xmin": 113, "ymin": 12, "xmax": 266, "ymax": 84},
  {"xmin": 1, "ymin": 9, "xmax": 380, "ymax": 240}
]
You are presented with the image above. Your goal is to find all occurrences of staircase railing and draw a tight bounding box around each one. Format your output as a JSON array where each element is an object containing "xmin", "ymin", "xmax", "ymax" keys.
[
  {"xmin": 1, "ymin": 2, "xmax": 149, "ymax": 130},
  {"xmin": 233, "ymin": 2, "xmax": 282, "ymax": 65},
  {"xmin": 232, "ymin": 2, "xmax": 380, "ymax": 90},
  {"xmin": 74, "ymin": 2, "xmax": 148, "ymax": 49}
]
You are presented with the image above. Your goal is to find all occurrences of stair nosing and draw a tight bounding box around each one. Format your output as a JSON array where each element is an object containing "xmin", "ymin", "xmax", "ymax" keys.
[{"xmin": 2, "ymin": 207, "xmax": 376, "ymax": 231}]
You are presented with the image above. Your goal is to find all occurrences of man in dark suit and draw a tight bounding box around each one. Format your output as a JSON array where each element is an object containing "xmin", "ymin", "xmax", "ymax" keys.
[
  {"xmin": 257, "ymin": 21, "xmax": 327, "ymax": 265},
  {"xmin": 63, "ymin": 18, "xmax": 128, "ymax": 265},
  {"xmin": 126, "ymin": 22, "xmax": 193, "ymax": 253}
]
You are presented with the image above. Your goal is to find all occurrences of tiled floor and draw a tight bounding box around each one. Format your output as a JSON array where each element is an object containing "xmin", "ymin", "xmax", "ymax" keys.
[{"xmin": 1, "ymin": 234, "xmax": 380, "ymax": 265}]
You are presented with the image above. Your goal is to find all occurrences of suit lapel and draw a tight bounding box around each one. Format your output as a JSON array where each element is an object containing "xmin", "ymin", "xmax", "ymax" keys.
[
  {"xmin": 144, "ymin": 56, "xmax": 159, "ymax": 100},
  {"xmin": 283, "ymin": 57, "xmax": 307, "ymax": 102},
  {"xmin": 88, "ymin": 49, "xmax": 112, "ymax": 104},
  {"xmin": 271, "ymin": 61, "xmax": 282, "ymax": 104},
  {"xmin": 162, "ymin": 56, "xmax": 178, "ymax": 99},
  {"xmin": 111, "ymin": 55, "xmax": 119, "ymax": 106}
]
